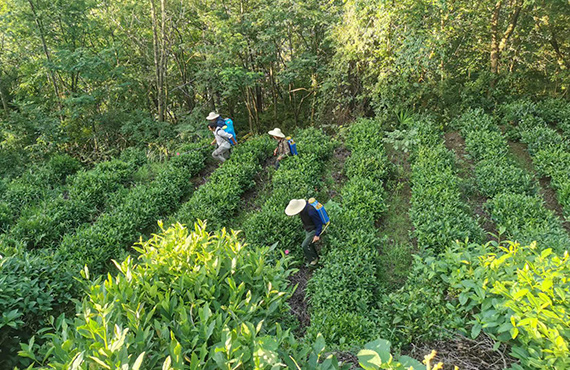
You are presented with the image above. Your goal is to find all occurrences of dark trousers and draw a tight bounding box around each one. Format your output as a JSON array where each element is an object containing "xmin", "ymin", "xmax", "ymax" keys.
[{"xmin": 301, "ymin": 230, "xmax": 318, "ymax": 262}]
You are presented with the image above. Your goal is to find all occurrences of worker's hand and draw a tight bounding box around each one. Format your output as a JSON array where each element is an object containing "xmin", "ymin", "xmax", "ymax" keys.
[
  {"xmin": 312, "ymin": 235, "xmax": 320, "ymax": 243},
  {"xmin": 273, "ymin": 148, "xmax": 277, "ymax": 156},
  {"xmin": 277, "ymin": 155, "xmax": 283, "ymax": 161}
]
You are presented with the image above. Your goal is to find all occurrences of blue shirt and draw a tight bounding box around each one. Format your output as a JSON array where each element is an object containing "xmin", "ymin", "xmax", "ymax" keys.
[{"xmin": 300, "ymin": 203, "xmax": 323, "ymax": 237}]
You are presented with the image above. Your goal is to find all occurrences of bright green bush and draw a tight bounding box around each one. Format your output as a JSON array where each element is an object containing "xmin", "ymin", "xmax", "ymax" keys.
[
  {"xmin": 475, "ymin": 159, "xmax": 536, "ymax": 198},
  {"xmin": 455, "ymin": 108, "xmax": 567, "ymax": 254},
  {"xmin": 501, "ymin": 101, "xmax": 570, "ymax": 218},
  {"xmin": 23, "ymin": 223, "xmax": 346, "ymax": 369},
  {"xmin": 357, "ymin": 338, "xmax": 428, "ymax": 370},
  {"xmin": 44, "ymin": 154, "xmax": 82, "ymax": 185},
  {"xmin": 464, "ymin": 130, "xmax": 509, "ymax": 161},
  {"xmin": 344, "ymin": 150, "xmax": 390, "ymax": 183},
  {"xmin": 306, "ymin": 118, "xmax": 387, "ymax": 347},
  {"xmin": 434, "ymin": 240, "xmax": 570, "ymax": 370},
  {"xmin": 10, "ymin": 157, "xmax": 142, "ymax": 249},
  {"xmin": 451, "ymin": 107, "xmax": 495, "ymax": 133}
]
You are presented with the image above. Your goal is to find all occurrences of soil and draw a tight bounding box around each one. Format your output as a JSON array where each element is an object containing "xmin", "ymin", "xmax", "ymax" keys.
[
  {"xmin": 406, "ymin": 334, "xmax": 516, "ymax": 370},
  {"xmin": 507, "ymin": 141, "xmax": 570, "ymax": 233},
  {"xmin": 287, "ymin": 265, "xmax": 312, "ymax": 337},
  {"xmin": 328, "ymin": 146, "xmax": 350, "ymax": 199},
  {"xmin": 335, "ymin": 351, "xmax": 359, "ymax": 369},
  {"xmin": 443, "ymin": 131, "xmax": 498, "ymax": 239},
  {"xmin": 190, "ymin": 160, "xmax": 218, "ymax": 187}
]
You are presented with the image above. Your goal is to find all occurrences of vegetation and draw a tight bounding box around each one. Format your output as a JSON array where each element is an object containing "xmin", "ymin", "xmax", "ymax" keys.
[
  {"xmin": 454, "ymin": 108, "xmax": 570, "ymax": 252},
  {"xmin": 409, "ymin": 117, "xmax": 483, "ymax": 252},
  {"xmin": 2, "ymin": 0, "xmax": 570, "ymax": 368},
  {"xmin": 306, "ymin": 119, "xmax": 388, "ymax": 346}
]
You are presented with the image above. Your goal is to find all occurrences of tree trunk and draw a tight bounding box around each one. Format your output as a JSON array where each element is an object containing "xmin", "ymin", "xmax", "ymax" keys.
[
  {"xmin": 27, "ymin": 0, "xmax": 62, "ymax": 113},
  {"xmin": 150, "ymin": 0, "xmax": 167, "ymax": 122},
  {"xmin": 490, "ymin": 0, "xmax": 522, "ymax": 87},
  {"xmin": 490, "ymin": 0, "xmax": 502, "ymax": 77}
]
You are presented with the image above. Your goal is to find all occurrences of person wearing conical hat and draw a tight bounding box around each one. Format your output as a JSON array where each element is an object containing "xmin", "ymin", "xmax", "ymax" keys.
[
  {"xmin": 268, "ymin": 128, "xmax": 290, "ymax": 169},
  {"xmin": 285, "ymin": 199, "xmax": 322, "ymax": 266},
  {"xmin": 206, "ymin": 111, "xmax": 226, "ymax": 129}
]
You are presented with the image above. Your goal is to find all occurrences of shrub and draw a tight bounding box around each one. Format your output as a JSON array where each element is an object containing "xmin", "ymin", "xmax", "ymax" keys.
[
  {"xmin": 10, "ymin": 158, "xmax": 142, "ymax": 249},
  {"xmin": 22, "ymin": 223, "xmax": 347, "ymax": 369},
  {"xmin": 435, "ymin": 240, "xmax": 570, "ymax": 369},
  {"xmin": 464, "ymin": 130, "xmax": 509, "ymax": 161},
  {"xmin": 175, "ymin": 136, "xmax": 273, "ymax": 230},
  {"xmin": 58, "ymin": 150, "xmax": 205, "ymax": 273},
  {"xmin": 44, "ymin": 154, "xmax": 82, "ymax": 185},
  {"xmin": 486, "ymin": 193, "xmax": 570, "ymax": 253},
  {"xmin": 475, "ymin": 159, "xmax": 536, "ymax": 198},
  {"xmin": 0, "ymin": 251, "xmax": 77, "ymax": 369},
  {"xmin": 305, "ymin": 119, "xmax": 387, "ymax": 347},
  {"xmin": 410, "ymin": 142, "xmax": 483, "ymax": 251}
]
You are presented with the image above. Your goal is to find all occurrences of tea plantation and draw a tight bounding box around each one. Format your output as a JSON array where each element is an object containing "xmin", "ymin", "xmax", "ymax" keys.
[{"xmin": 2, "ymin": 101, "xmax": 570, "ymax": 370}]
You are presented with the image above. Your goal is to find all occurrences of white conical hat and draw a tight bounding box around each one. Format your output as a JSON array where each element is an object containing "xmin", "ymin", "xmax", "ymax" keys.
[
  {"xmin": 268, "ymin": 128, "xmax": 285, "ymax": 138},
  {"xmin": 206, "ymin": 112, "xmax": 220, "ymax": 120},
  {"xmin": 285, "ymin": 199, "xmax": 306, "ymax": 216}
]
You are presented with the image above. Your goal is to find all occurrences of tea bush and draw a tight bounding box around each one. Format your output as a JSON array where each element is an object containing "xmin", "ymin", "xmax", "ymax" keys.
[
  {"xmin": 306, "ymin": 118, "xmax": 387, "ymax": 347},
  {"xmin": 9, "ymin": 157, "xmax": 144, "ymax": 249},
  {"xmin": 509, "ymin": 108, "xmax": 570, "ymax": 217},
  {"xmin": 486, "ymin": 193, "xmax": 570, "ymax": 253},
  {"xmin": 57, "ymin": 149, "xmax": 205, "ymax": 273},
  {"xmin": 432, "ymin": 240, "xmax": 570, "ymax": 369},
  {"xmin": 0, "ymin": 250, "xmax": 77, "ymax": 369},
  {"xmin": 242, "ymin": 128, "xmax": 335, "ymax": 251},
  {"xmin": 453, "ymin": 109, "xmax": 569, "ymax": 250},
  {"xmin": 410, "ymin": 140, "xmax": 483, "ymax": 251},
  {"xmin": 175, "ymin": 136, "xmax": 273, "ymax": 230},
  {"xmin": 23, "ymin": 223, "xmax": 347, "ymax": 369}
]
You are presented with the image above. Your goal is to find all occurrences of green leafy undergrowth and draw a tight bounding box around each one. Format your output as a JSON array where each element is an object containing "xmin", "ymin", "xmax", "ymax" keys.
[
  {"xmin": 57, "ymin": 148, "xmax": 206, "ymax": 274},
  {"xmin": 7, "ymin": 154, "xmax": 145, "ymax": 249},
  {"xmin": 22, "ymin": 222, "xmax": 349, "ymax": 369},
  {"xmin": 433, "ymin": 241, "xmax": 570, "ymax": 369},
  {"xmin": 0, "ymin": 154, "xmax": 82, "ymax": 232},
  {"xmin": 502, "ymin": 100, "xmax": 570, "ymax": 218},
  {"xmin": 0, "ymin": 250, "xmax": 77, "ymax": 369},
  {"xmin": 379, "ymin": 238, "xmax": 570, "ymax": 369}
]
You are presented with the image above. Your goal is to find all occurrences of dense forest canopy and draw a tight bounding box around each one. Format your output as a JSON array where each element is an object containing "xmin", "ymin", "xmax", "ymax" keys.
[{"xmin": 1, "ymin": 0, "xmax": 569, "ymax": 175}]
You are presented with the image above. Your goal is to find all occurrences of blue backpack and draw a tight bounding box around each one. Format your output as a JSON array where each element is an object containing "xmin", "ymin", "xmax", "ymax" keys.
[
  {"xmin": 222, "ymin": 118, "xmax": 237, "ymax": 145},
  {"xmin": 286, "ymin": 136, "xmax": 298, "ymax": 155},
  {"xmin": 309, "ymin": 198, "xmax": 330, "ymax": 227}
]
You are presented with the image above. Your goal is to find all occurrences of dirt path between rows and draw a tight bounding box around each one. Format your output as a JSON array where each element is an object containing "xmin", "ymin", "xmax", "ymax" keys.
[
  {"xmin": 443, "ymin": 131, "xmax": 497, "ymax": 239},
  {"xmin": 407, "ymin": 333, "xmax": 516, "ymax": 370}
]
